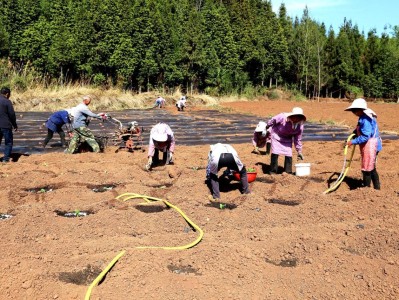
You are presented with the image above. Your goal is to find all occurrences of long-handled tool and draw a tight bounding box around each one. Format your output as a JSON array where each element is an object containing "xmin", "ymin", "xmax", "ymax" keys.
[{"xmin": 323, "ymin": 133, "xmax": 356, "ymax": 194}]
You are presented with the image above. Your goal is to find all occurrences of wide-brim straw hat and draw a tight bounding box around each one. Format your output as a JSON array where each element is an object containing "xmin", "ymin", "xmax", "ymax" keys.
[
  {"xmin": 286, "ymin": 107, "xmax": 306, "ymax": 121},
  {"xmin": 152, "ymin": 132, "xmax": 167, "ymax": 142},
  {"xmin": 255, "ymin": 121, "xmax": 267, "ymax": 132},
  {"xmin": 345, "ymin": 98, "xmax": 368, "ymax": 111}
]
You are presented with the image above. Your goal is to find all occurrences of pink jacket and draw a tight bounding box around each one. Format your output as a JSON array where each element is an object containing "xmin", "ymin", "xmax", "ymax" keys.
[{"xmin": 267, "ymin": 113, "xmax": 303, "ymax": 157}]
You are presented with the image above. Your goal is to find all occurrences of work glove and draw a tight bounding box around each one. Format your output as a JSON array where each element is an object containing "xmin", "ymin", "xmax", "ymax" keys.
[
  {"xmin": 253, "ymin": 147, "xmax": 260, "ymax": 155},
  {"xmin": 166, "ymin": 151, "xmax": 173, "ymax": 164},
  {"xmin": 145, "ymin": 157, "xmax": 153, "ymax": 171},
  {"xmin": 297, "ymin": 153, "xmax": 304, "ymax": 160}
]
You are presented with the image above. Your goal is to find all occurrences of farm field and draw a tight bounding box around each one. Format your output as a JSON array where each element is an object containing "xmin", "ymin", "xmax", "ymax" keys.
[{"xmin": 0, "ymin": 99, "xmax": 398, "ymax": 299}]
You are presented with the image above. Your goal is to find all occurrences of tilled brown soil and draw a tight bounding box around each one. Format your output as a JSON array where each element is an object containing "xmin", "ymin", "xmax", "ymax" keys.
[{"xmin": 0, "ymin": 100, "xmax": 398, "ymax": 300}]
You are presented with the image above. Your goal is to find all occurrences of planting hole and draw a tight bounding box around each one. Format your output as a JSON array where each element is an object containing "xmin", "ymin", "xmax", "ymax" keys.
[
  {"xmin": 58, "ymin": 264, "xmax": 102, "ymax": 285},
  {"xmin": 167, "ymin": 264, "xmax": 201, "ymax": 275},
  {"xmin": 87, "ymin": 184, "xmax": 117, "ymax": 193},
  {"xmin": 54, "ymin": 210, "xmax": 94, "ymax": 218},
  {"xmin": 25, "ymin": 186, "xmax": 53, "ymax": 193},
  {"xmin": 0, "ymin": 213, "xmax": 13, "ymax": 220},
  {"xmin": 268, "ymin": 199, "xmax": 300, "ymax": 206},
  {"xmin": 205, "ymin": 202, "xmax": 238, "ymax": 210},
  {"xmin": 265, "ymin": 257, "xmax": 297, "ymax": 268}
]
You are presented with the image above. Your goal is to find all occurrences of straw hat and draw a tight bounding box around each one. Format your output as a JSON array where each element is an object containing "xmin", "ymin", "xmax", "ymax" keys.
[
  {"xmin": 345, "ymin": 98, "xmax": 367, "ymax": 111},
  {"xmin": 286, "ymin": 107, "xmax": 306, "ymax": 121},
  {"xmin": 255, "ymin": 121, "xmax": 267, "ymax": 132}
]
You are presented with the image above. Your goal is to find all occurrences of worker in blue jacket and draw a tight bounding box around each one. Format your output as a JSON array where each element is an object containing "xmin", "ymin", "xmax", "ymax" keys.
[{"xmin": 43, "ymin": 110, "xmax": 72, "ymax": 148}]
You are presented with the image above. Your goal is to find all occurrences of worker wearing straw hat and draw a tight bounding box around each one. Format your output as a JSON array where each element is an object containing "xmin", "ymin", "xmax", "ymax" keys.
[
  {"xmin": 345, "ymin": 98, "xmax": 382, "ymax": 189},
  {"xmin": 266, "ymin": 107, "xmax": 306, "ymax": 174},
  {"xmin": 145, "ymin": 123, "xmax": 175, "ymax": 171}
]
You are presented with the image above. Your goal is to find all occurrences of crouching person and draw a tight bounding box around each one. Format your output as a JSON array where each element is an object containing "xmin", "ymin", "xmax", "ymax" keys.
[
  {"xmin": 206, "ymin": 143, "xmax": 250, "ymax": 200},
  {"xmin": 146, "ymin": 123, "xmax": 175, "ymax": 170},
  {"xmin": 252, "ymin": 121, "xmax": 271, "ymax": 155}
]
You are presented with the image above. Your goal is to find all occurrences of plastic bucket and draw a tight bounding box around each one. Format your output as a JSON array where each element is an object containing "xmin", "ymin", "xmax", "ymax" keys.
[
  {"xmin": 233, "ymin": 168, "xmax": 257, "ymax": 183},
  {"xmin": 295, "ymin": 163, "xmax": 311, "ymax": 176}
]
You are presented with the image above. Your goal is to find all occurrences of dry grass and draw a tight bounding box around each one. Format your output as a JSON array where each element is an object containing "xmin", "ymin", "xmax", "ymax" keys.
[{"xmin": 10, "ymin": 86, "xmax": 227, "ymax": 112}]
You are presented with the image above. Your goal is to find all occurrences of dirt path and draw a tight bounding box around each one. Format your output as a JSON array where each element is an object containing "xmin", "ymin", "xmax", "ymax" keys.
[{"xmin": 0, "ymin": 101, "xmax": 398, "ymax": 299}]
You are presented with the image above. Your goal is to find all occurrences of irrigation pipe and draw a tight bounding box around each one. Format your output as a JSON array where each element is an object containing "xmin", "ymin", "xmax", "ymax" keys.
[
  {"xmin": 116, "ymin": 192, "xmax": 204, "ymax": 250},
  {"xmin": 323, "ymin": 134, "xmax": 356, "ymax": 194},
  {"xmin": 85, "ymin": 193, "xmax": 203, "ymax": 299},
  {"xmin": 84, "ymin": 250, "xmax": 126, "ymax": 300}
]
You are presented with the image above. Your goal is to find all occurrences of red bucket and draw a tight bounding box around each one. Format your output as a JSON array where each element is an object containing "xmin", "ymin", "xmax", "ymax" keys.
[{"xmin": 233, "ymin": 167, "xmax": 257, "ymax": 183}]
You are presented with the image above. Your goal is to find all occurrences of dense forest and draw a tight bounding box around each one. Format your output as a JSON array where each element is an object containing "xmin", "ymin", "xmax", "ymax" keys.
[{"xmin": 0, "ymin": 0, "xmax": 399, "ymax": 99}]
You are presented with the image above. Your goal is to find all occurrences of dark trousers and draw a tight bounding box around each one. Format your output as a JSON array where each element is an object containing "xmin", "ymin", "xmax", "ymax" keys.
[
  {"xmin": 44, "ymin": 128, "xmax": 66, "ymax": 147},
  {"xmin": 153, "ymin": 148, "xmax": 167, "ymax": 164},
  {"xmin": 209, "ymin": 153, "xmax": 249, "ymax": 199},
  {"xmin": 0, "ymin": 128, "xmax": 13, "ymax": 162},
  {"xmin": 270, "ymin": 153, "xmax": 292, "ymax": 174}
]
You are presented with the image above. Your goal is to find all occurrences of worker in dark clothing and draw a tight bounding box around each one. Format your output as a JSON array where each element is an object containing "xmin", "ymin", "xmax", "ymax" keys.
[{"xmin": 0, "ymin": 87, "xmax": 18, "ymax": 162}]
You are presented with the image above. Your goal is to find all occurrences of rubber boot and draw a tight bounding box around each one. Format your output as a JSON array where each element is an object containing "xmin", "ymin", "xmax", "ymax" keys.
[
  {"xmin": 284, "ymin": 156, "xmax": 293, "ymax": 174},
  {"xmin": 239, "ymin": 167, "xmax": 250, "ymax": 194},
  {"xmin": 362, "ymin": 171, "xmax": 371, "ymax": 187},
  {"xmin": 371, "ymin": 169, "xmax": 380, "ymax": 190},
  {"xmin": 270, "ymin": 154, "xmax": 279, "ymax": 174},
  {"xmin": 266, "ymin": 143, "xmax": 271, "ymax": 155}
]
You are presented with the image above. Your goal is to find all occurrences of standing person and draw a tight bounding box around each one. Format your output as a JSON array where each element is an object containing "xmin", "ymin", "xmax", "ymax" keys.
[
  {"xmin": 43, "ymin": 110, "xmax": 72, "ymax": 148},
  {"xmin": 65, "ymin": 96, "xmax": 107, "ymax": 154},
  {"xmin": 0, "ymin": 87, "xmax": 18, "ymax": 162},
  {"xmin": 176, "ymin": 95, "xmax": 187, "ymax": 111},
  {"xmin": 146, "ymin": 123, "xmax": 175, "ymax": 170},
  {"xmin": 345, "ymin": 98, "xmax": 381, "ymax": 189},
  {"xmin": 153, "ymin": 96, "xmax": 166, "ymax": 108},
  {"xmin": 252, "ymin": 121, "xmax": 271, "ymax": 155},
  {"xmin": 206, "ymin": 143, "xmax": 250, "ymax": 200},
  {"xmin": 267, "ymin": 107, "xmax": 306, "ymax": 174}
]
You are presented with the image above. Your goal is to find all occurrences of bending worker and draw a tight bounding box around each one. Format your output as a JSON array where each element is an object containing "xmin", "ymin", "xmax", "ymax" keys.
[
  {"xmin": 267, "ymin": 107, "xmax": 306, "ymax": 174},
  {"xmin": 153, "ymin": 96, "xmax": 166, "ymax": 108},
  {"xmin": 43, "ymin": 109, "xmax": 72, "ymax": 148},
  {"xmin": 345, "ymin": 98, "xmax": 382, "ymax": 189},
  {"xmin": 176, "ymin": 96, "xmax": 187, "ymax": 111},
  {"xmin": 65, "ymin": 96, "xmax": 106, "ymax": 154},
  {"xmin": 146, "ymin": 123, "xmax": 175, "ymax": 170},
  {"xmin": 206, "ymin": 143, "xmax": 250, "ymax": 200},
  {"xmin": 252, "ymin": 121, "xmax": 271, "ymax": 155}
]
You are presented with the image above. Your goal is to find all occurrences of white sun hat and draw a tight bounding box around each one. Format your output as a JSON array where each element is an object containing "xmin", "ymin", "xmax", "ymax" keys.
[
  {"xmin": 255, "ymin": 121, "xmax": 267, "ymax": 132},
  {"xmin": 151, "ymin": 127, "xmax": 168, "ymax": 142},
  {"xmin": 345, "ymin": 98, "xmax": 368, "ymax": 111},
  {"xmin": 286, "ymin": 107, "xmax": 306, "ymax": 121}
]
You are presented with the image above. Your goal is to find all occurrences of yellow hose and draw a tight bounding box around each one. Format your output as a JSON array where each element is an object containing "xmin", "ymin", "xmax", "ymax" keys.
[
  {"xmin": 85, "ymin": 193, "xmax": 204, "ymax": 299},
  {"xmin": 84, "ymin": 250, "xmax": 126, "ymax": 300},
  {"xmin": 323, "ymin": 134, "xmax": 356, "ymax": 194},
  {"xmin": 116, "ymin": 193, "xmax": 204, "ymax": 250}
]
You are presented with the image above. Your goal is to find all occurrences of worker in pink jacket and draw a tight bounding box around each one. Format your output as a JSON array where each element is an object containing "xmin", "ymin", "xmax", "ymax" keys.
[
  {"xmin": 266, "ymin": 107, "xmax": 306, "ymax": 174},
  {"xmin": 145, "ymin": 123, "xmax": 175, "ymax": 170}
]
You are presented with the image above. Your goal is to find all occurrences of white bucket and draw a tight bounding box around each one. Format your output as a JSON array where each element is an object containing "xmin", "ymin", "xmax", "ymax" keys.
[{"xmin": 295, "ymin": 163, "xmax": 311, "ymax": 176}]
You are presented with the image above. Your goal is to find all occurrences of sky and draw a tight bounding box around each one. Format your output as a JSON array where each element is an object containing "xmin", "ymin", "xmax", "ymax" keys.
[{"xmin": 271, "ymin": 0, "xmax": 398, "ymax": 36}]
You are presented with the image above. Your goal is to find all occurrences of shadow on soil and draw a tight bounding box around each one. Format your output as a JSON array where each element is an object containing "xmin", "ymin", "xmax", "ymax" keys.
[{"xmin": 58, "ymin": 264, "xmax": 102, "ymax": 285}]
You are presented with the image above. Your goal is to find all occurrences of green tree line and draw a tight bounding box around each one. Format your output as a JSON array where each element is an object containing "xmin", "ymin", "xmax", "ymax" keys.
[{"xmin": 0, "ymin": 0, "xmax": 399, "ymax": 99}]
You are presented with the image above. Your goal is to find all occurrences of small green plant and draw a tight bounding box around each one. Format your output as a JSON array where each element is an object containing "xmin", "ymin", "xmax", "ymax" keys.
[
  {"xmin": 247, "ymin": 167, "xmax": 256, "ymax": 172},
  {"xmin": 74, "ymin": 209, "xmax": 80, "ymax": 217}
]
